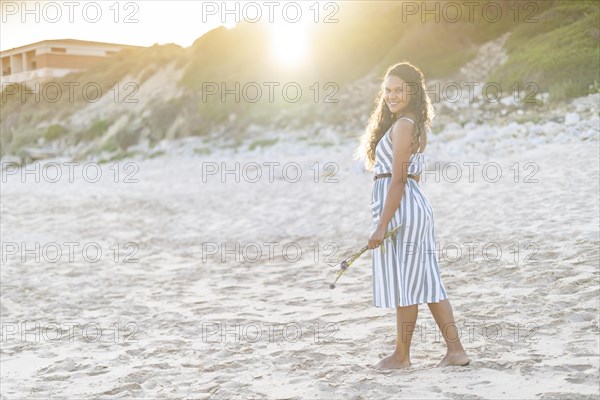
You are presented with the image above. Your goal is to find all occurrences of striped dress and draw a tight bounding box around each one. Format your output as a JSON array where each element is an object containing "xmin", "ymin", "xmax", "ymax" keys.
[{"xmin": 370, "ymin": 117, "xmax": 449, "ymax": 308}]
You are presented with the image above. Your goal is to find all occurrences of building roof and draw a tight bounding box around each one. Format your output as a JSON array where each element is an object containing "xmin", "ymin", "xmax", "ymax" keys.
[{"xmin": 1, "ymin": 39, "xmax": 145, "ymax": 56}]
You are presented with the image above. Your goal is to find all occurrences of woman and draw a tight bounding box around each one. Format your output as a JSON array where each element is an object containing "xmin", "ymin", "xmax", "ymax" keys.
[{"xmin": 354, "ymin": 62, "xmax": 470, "ymax": 370}]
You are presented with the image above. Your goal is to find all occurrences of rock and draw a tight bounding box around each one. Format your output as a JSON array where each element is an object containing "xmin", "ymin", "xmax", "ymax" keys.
[
  {"xmin": 530, "ymin": 137, "xmax": 544, "ymax": 145},
  {"xmin": 464, "ymin": 122, "xmax": 477, "ymax": 130},
  {"xmin": 556, "ymin": 132, "xmax": 570, "ymax": 143},
  {"xmin": 565, "ymin": 113, "xmax": 580, "ymax": 126},
  {"xmin": 586, "ymin": 115, "xmax": 600, "ymax": 130},
  {"xmin": 501, "ymin": 122, "xmax": 527, "ymax": 137},
  {"xmin": 579, "ymin": 129, "xmax": 597, "ymax": 140},
  {"xmin": 500, "ymin": 96, "xmax": 514, "ymax": 107},
  {"xmin": 542, "ymin": 121, "xmax": 562, "ymax": 136},
  {"xmin": 528, "ymin": 124, "xmax": 544, "ymax": 136}
]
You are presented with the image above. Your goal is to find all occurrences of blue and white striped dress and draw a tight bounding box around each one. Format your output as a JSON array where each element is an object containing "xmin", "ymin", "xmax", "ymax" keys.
[{"xmin": 370, "ymin": 117, "xmax": 448, "ymax": 308}]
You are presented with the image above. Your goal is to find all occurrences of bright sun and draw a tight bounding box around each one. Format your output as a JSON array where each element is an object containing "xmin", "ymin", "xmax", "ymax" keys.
[{"xmin": 268, "ymin": 21, "xmax": 310, "ymax": 68}]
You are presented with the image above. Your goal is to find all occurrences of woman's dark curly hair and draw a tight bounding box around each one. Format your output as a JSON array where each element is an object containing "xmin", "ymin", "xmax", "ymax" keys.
[{"xmin": 354, "ymin": 61, "xmax": 434, "ymax": 172}]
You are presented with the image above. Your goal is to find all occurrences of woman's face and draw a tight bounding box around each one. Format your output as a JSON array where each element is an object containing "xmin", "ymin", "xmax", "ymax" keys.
[{"xmin": 383, "ymin": 75, "xmax": 411, "ymax": 116}]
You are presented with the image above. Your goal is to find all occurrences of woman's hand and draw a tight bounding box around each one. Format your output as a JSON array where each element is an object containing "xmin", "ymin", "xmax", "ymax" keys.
[{"xmin": 368, "ymin": 224, "xmax": 386, "ymax": 249}]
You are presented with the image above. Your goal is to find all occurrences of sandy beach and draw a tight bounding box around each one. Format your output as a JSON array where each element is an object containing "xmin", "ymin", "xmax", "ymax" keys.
[
  {"xmin": 1, "ymin": 124, "xmax": 599, "ymax": 398},
  {"xmin": 1, "ymin": 1, "xmax": 599, "ymax": 397}
]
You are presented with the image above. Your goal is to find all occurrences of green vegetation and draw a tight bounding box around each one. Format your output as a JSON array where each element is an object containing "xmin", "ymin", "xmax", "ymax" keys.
[
  {"xmin": 220, "ymin": 139, "xmax": 243, "ymax": 150},
  {"xmin": 194, "ymin": 147, "xmax": 211, "ymax": 155},
  {"xmin": 315, "ymin": 141, "xmax": 335, "ymax": 148},
  {"xmin": 44, "ymin": 124, "xmax": 68, "ymax": 141},
  {"xmin": 82, "ymin": 119, "xmax": 112, "ymax": 142},
  {"xmin": 99, "ymin": 140, "xmax": 118, "ymax": 153},
  {"xmin": 377, "ymin": 1, "xmax": 555, "ymax": 79},
  {"xmin": 148, "ymin": 150, "xmax": 166, "ymax": 158},
  {"xmin": 431, "ymin": 124, "xmax": 445, "ymax": 135},
  {"xmin": 513, "ymin": 114, "xmax": 543, "ymax": 125},
  {"xmin": 490, "ymin": 0, "xmax": 600, "ymax": 102},
  {"xmin": 3, "ymin": 126, "xmax": 43, "ymax": 154},
  {"xmin": 98, "ymin": 150, "xmax": 136, "ymax": 164},
  {"xmin": 248, "ymin": 138, "xmax": 278, "ymax": 151}
]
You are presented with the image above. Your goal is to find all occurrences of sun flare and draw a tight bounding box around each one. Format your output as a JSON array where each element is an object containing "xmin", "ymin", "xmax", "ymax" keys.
[{"xmin": 268, "ymin": 21, "xmax": 310, "ymax": 68}]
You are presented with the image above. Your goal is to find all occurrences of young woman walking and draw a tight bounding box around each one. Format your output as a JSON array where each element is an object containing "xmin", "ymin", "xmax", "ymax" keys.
[{"xmin": 355, "ymin": 61, "xmax": 470, "ymax": 370}]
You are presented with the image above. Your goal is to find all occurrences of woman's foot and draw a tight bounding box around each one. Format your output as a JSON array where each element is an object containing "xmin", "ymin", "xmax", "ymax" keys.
[
  {"xmin": 435, "ymin": 350, "xmax": 470, "ymax": 367},
  {"xmin": 375, "ymin": 353, "xmax": 412, "ymax": 370}
]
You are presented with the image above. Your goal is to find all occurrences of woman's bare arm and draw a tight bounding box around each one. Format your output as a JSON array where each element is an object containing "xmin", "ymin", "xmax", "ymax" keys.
[{"xmin": 376, "ymin": 119, "xmax": 415, "ymax": 229}]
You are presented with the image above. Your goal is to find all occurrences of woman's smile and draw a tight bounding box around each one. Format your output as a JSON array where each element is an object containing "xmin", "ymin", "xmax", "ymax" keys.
[
  {"xmin": 387, "ymin": 100, "xmax": 400, "ymax": 108},
  {"xmin": 383, "ymin": 75, "xmax": 410, "ymax": 113}
]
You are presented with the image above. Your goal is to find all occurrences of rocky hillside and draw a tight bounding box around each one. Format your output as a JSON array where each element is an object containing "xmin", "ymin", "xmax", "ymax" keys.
[{"xmin": 0, "ymin": 0, "xmax": 598, "ymax": 164}]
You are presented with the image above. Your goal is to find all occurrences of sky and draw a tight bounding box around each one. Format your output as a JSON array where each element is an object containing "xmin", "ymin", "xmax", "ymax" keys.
[
  {"xmin": 0, "ymin": 0, "xmax": 346, "ymax": 51},
  {"xmin": 0, "ymin": 0, "xmax": 254, "ymax": 51},
  {"xmin": 0, "ymin": 0, "xmax": 334, "ymax": 69}
]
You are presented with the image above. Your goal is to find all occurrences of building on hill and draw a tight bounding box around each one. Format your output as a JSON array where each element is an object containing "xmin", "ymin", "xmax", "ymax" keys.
[{"xmin": 1, "ymin": 39, "xmax": 144, "ymax": 84}]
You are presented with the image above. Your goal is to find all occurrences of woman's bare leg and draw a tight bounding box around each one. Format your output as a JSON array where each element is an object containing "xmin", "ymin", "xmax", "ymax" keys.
[
  {"xmin": 375, "ymin": 304, "xmax": 418, "ymax": 369},
  {"xmin": 427, "ymin": 299, "xmax": 470, "ymax": 367}
]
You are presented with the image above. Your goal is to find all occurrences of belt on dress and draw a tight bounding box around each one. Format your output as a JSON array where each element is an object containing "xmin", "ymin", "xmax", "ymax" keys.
[{"xmin": 373, "ymin": 173, "xmax": 417, "ymax": 181}]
